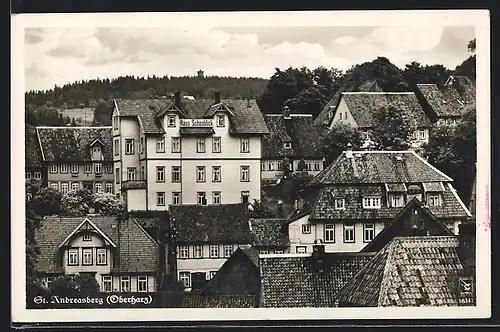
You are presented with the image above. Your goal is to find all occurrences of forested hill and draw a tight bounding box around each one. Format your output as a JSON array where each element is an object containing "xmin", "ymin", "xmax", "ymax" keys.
[{"xmin": 25, "ymin": 75, "xmax": 269, "ymax": 109}]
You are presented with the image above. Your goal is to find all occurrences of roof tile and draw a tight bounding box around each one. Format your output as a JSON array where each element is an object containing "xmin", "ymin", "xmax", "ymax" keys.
[{"xmin": 249, "ymin": 218, "xmax": 290, "ymax": 247}]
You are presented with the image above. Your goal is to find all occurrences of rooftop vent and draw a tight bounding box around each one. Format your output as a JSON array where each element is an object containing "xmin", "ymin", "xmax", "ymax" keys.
[{"xmin": 395, "ymin": 155, "xmax": 403, "ymax": 161}]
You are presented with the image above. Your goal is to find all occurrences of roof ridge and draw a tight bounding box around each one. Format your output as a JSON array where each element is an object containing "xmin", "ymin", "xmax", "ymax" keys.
[{"xmin": 377, "ymin": 239, "xmax": 400, "ymax": 306}]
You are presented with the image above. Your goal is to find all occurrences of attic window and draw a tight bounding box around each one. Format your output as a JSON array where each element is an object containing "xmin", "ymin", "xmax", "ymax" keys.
[
  {"xmin": 284, "ymin": 142, "xmax": 292, "ymax": 149},
  {"xmin": 83, "ymin": 233, "xmax": 92, "ymax": 241}
]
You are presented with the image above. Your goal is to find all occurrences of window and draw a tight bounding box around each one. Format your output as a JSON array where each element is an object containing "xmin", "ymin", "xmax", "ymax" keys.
[
  {"xmin": 71, "ymin": 182, "xmax": 80, "ymax": 192},
  {"xmin": 212, "ymin": 137, "xmax": 221, "ymax": 153},
  {"xmin": 240, "ymin": 137, "xmax": 250, "ymax": 153},
  {"xmin": 391, "ymin": 195, "xmax": 404, "ymax": 208},
  {"xmin": 296, "ymin": 246, "xmax": 307, "ymax": 253},
  {"xmin": 105, "ymin": 164, "xmax": 113, "ymax": 174},
  {"xmin": 94, "ymin": 163, "xmax": 102, "ymax": 174},
  {"xmin": 324, "ymin": 224, "xmax": 335, "ymax": 243},
  {"xmin": 105, "ymin": 182, "xmax": 113, "ymax": 193},
  {"xmin": 240, "ymin": 166, "xmax": 249, "ymax": 182},
  {"xmin": 419, "ymin": 130, "xmax": 426, "ymax": 140},
  {"xmin": 274, "ymin": 250, "xmax": 284, "ymax": 254},
  {"xmin": 196, "ymin": 137, "xmax": 206, "ymax": 153},
  {"xmin": 267, "ymin": 161, "xmax": 274, "ymax": 171},
  {"xmin": 172, "ymin": 137, "xmax": 181, "ymax": 153},
  {"xmin": 178, "ymin": 245, "xmax": 189, "ymax": 259},
  {"xmin": 34, "ymin": 171, "xmax": 42, "ymax": 180},
  {"xmin": 157, "ymin": 192, "xmax": 165, "ymax": 206},
  {"xmin": 277, "ymin": 161, "xmax": 283, "ymax": 171},
  {"xmin": 212, "ymin": 191, "xmax": 221, "ymax": 205},
  {"xmin": 305, "ymin": 162, "xmax": 312, "ymax": 171},
  {"xmin": 197, "ymin": 192, "xmax": 207, "ymax": 205},
  {"xmin": 428, "ymin": 194, "xmax": 441, "ymax": 207},
  {"xmin": 179, "ymin": 272, "xmax": 190, "ymax": 288},
  {"xmin": 344, "ymin": 112, "xmax": 348, "ymax": 119},
  {"xmin": 114, "ymin": 138, "xmax": 119, "ymax": 156},
  {"xmin": 156, "ymin": 137, "xmax": 165, "ymax": 153},
  {"xmin": 284, "ymin": 142, "xmax": 292, "ymax": 149},
  {"xmin": 196, "ymin": 166, "xmax": 206, "ymax": 182},
  {"xmin": 335, "ymin": 198, "xmax": 345, "ymax": 210},
  {"xmin": 217, "ymin": 114, "xmax": 225, "ymax": 127},
  {"xmin": 82, "ymin": 248, "xmax": 93, "ymax": 265},
  {"xmin": 71, "ymin": 164, "xmax": 79, "ymax": 174},
  {"xmin": 115, "ymin": 168, "xmax": 120, "ymax": 184},
  {"xmin": 140, "ymin": 166, "xmax": 145, "ymax": 180},
  {"xmin": 212, "ymin": 166, "xmax": 221, "ymax": 182},
  {"xmin": 302, "ymin": 224, "xmax": 311, "ymax": 234},
  {"xmin": 224, "ymin": 245, "xmax": 233, "ymax": 258},
  {"xmin": 209, "ymin": 271, "xmax": 217, "ymax": 279},
  {"xmin": 261, "ymin": 162, "xmax": 266, "ymax": 171},
  {"xmin": 113, "ymin": 116, "xmax": 119, "ymax": 130},
  {"xmin": 97, "ymin": 248, "xmax": 107, "ymax": 265},
  {"xmin": 49, "ymin": 182, "xmax": 58, "ymax": 190},
  {"xmin": 60, "ymin": 164, "xmax": 68, "ymax": 173},
  {"xmin": 137, "ymin": 276, "xmax": 148, "ymax": 292},
  {"xmin": 60, "ymin": 182, "xmax": 69, "ymax": 194},
  {"xmin": 68, "ymin": 249, "xmax": 78, "ymax": 265},
  {"xmin": 125, "ymin": 139, "xmax": 134, "ymax": 155},
  {"xmin": 344, "ymin": 224, "xmax": 355, "ymax": 243},
  {"xmin": 209, "ymin": 245, "xmax": 219, "ymax": 258},
  {"xmin": 241, "ymin": 191, "xmax": 249, "ymax": 204},
  {"xmin": 95, "ymin": 182, "xmax": 103, "ymax": 193},
  {"xmin": 167, "ymin": 115, "xmax": 176, "ymax": 127},
  {"xmin": 120, "ymin": 276, "xmax": 130, "ymax": 292},
  {"xmin": 314, "ymin": 162, "xmax": 321, "ymax": 171},
  {"xmin": 363, "ymin": 196, "xmax": 381, "ymax": 209},
  {"xmin": 172, "ymin": 192, "xmax": 181, "ymax": 205},
  {"xmin": 102, "ymin": 276, "xmax": 112, "ymax": 292},
  {"xmin": 259, "ymin": 250, "xmax": 269, "ymax": 255},
  {"xmin": 363, "ymin": 223, "xmax": 375, "ymax": 242},
  {"xmin": 172, "ymin": 166, "xmax": 181, "ymax": 183},
  {"xmin": 156, "ymin": 166, "xmax": 165, "ymax": 182},
  {"xmin": 127, "ymin": 167, "xmax": 136, "ymax": 181},
  {"xmin": 193, "ymin": 245, "xmax": 203, "ymax": 259},
  {"xmin": 50, "ymin": 164, "xmax": 58, "ymax": 173},
  {"xmin": 83, "ymin": 233, "xmax": 92, "ymax": 241},
  {"xmin": 139, "ymin": 137, "xmax": 144, "ymax": 153}
]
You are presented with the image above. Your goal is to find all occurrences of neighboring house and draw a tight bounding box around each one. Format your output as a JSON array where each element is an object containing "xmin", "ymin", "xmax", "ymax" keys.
[
  {"xmin": 328, "ymin": 92, "xmax": 432, "ymax": 150},
  {"xmin": 25, "ymin": 124, "xmax": 45, "ymax": 183},
  {"xmin": 36, "ymin": 126, "xmax": 114, "ymax": 194},
  {"xmin": 168, "ymin": 203, "xmax": 253, "ymax": 291},
  {"xmin": 296, "ymin": 149, "xmax": 471, "ymax": 253},
  {"xmin": 261, "ymin": 107, "xmax": 324, "ymax": 185},
  {"xmin": 336, "ymin": 225, "xmax": 476, "ymax": 307},
  {"xmin": 111, "ymin": 92, "xmax": 269, "ymax": 211},
  {"xmin": 259, "ymin": 243, "xmax": 376, "ymax": 307},
  {"xmin": 468, "ymin": 172, "xmax": 477, "ymax": 220},
  {"xmin": 248, "ymin": 218, "xmax": 291, "ymax": 254},
  {"xmin": 413, "ymin": 75, "xmax": 476, "ymax": 126},
  {"xmin": 34, "ymin": 215, "xmax": 159, "ymax": 293}
]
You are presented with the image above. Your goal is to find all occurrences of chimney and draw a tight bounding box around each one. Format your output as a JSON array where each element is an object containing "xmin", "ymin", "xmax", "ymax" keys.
[
  {"xmin": 458, "ymin": 222, "xmax": 476, "ymax": 277},
  {"xmin": 247, "ymin": 99, "xmax": 251, "ymax": 108},
  {"xmin": 345, "ymin": 143, "xmax": 353, "ymax": 158},
  {"xmin": 311, "ymin": 239, "xmax": 326, "ymax": 273},
  {"xmin": 214, "ymin": 92, "xmax": 221, "ymax": 104},
  {"xmin": 283, "ymin": 105, "xmax": 291, "ymax": 119},
  {"xmin": 174, "ymin": 91, "xmax": 181, "ymax": 107}
]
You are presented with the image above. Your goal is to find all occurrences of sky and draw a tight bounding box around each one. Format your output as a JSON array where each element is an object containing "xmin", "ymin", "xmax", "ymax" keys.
[{"xmin": 24, "ymin": 25, "xmax": 475, "ymax": 92}]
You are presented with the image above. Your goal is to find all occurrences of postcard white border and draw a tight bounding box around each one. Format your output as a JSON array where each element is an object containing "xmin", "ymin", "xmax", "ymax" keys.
[{"xmin": 11, "ymin": 10, "xmax": 491, "ymax": 323}]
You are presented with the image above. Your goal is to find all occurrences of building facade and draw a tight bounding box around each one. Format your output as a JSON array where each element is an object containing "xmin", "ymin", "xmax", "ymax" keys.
[
  {"xmin": 111, "ymin": 92, "xmax": 269, "ymax": 211},
  {"xmin": 25, "ymin": 124, "xmax": 45, "ymax": 184}
]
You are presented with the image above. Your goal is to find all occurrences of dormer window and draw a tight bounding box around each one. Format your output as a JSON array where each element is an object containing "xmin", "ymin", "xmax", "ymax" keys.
[
  {"xmin": 390, "ymin": 195, "xmax": 404, "ymax": 208},
  {"xmin": 428, "ymin": 194, "xmax": 442, "ymax": 207},
  {"xmin": 167, "ymin": 115, "xmax": 176, "ymax": 128},
  {"xmin": 284, "ymin": 142, "xmax": 292, "ymax": 149},
  {"xmin": 217, "ymin": 115, "xmax": 225, "ymax": 127},
  {"xmin": 335, "ymin": 198, "xmax": 345, "ymax": 210},
  {"xmin": 363, "ymin": 196, "xmax": 381, "ymax": 209}
]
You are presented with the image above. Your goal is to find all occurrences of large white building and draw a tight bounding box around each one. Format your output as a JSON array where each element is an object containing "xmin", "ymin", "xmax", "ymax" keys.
[{"xmin": 111, "ymin": 92, "xmax": 269, "ymax": 211}]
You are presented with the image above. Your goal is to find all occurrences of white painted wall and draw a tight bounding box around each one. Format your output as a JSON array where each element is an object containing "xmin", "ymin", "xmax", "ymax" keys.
[{"xmin": 127, "ymin": 189, "xmax": 147, "ymax": 211}]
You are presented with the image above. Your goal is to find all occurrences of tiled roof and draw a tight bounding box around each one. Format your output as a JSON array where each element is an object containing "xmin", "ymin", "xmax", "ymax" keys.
[
  {"xmin": 310, "ymin": 183, "xmax": 470, "ymax": 221},
  {"xmin": 240, "ymin": 246, "xmax": 260, "ymax": 267},
  {"xmin": 341, "ymin": 92, "xmax": 432, "ymax": 128},
  {"xmin": 336, "ymin": 236, "xmax": 464, "ymax": 307},
  {"xmin": 25, "ymin": 124, "xmax": 43, "ymax": 168},
  {"xmin": 36, "ymin": 127, "xmax": 113, "ymax": 162},
  {"xmin": 169, "ymin": 203, "xmax": 252, "ymax": 244},
  {"xmin": 309, "ymin": 151, "xmax": 453, "ymax": 185},
  {"xmin": 182, "ymin": 294, "xmax": 257, "ymax": 308},
  {"xmin": 262, "ymin": 115, "xmax": 323, "ymax": 158},
  {"xmin": 249, "ymin": 218, "xmax": 290, "ymax": 247},
  {"xmin": 114, "ymin": 99, "xmax": 167, "ymax": 134},
  {"xmin": 259, "ymin": 252, "xmax": 376, "ymax": 307},
  {"xmin": 34, "ymin": 216, "xmax": 159, "ymax": 274}
]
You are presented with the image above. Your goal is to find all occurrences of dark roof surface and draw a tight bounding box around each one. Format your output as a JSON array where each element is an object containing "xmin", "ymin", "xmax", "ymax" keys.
[
  {"xmin": 182, "ymin": 294, "xmax": 257, "ymax": 308},
  {"xmin": 337, "ymin": 236, "xmax": 464, "ymax": 307},
  {"xmin": 35, "ymin": 216, "xmax": 158, "ymax": 274},
  {"xmin": 259, "ymin": 252, "xmax": 376, "ymax": 307},
  {"xmin": 25, "ymin": 124, "xmax": 43, "ymax": 168},
  {"xmin": 169, "ymin": 203, "xmax": 252, "ymax": 244},
  {"xmin": 249, "ymin": 218, "xmax": 290, "ymax": 247},
  {"xmin": 359, "ymin": 79, "xmax": 384, "ymax": 92},
  {"xmin": 262, "ymin": 115, "xmax": 323, "ymax": 158},
  {"xmin": 36, "ymin": 127, "xmax": 113, "ymax": 162}
]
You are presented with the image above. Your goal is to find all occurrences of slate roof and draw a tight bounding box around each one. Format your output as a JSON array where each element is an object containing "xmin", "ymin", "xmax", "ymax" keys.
[
  {"xmin": 340, "ymin": 92, "xmax": 432, "ymax": 128},
  {"xmin": 249, "ymin": 218, "xmax": 290, "ymax": 247},
  {"xmin": 36, "ymin": 127, "xmax": 113, "ymax": 162},
  {"xmin": 25, "ymin": 124, "xmax": 43, "ymax": 168},
  {"xmin": 114, "ymin": 98, "xmax": 269, "ymax": 135},
  {"xmin": 262, "ymin": 114, "xmax": 323, "ymax": 159},
  {"xmin": 169, "ymin": 203, "xmax": 252, "ymax": 244},
  {"xmin": 34, "ymin": 216, "xmax": 159, "ymax": 274},
  {"xmin": 336, "ymin": 236, "xmax": 464, "ymax": 307},
  {"xmin": 309, "ymin": 151, "xmax": 453, "ymax": 185},
  {"xmin": 182, "ymin": 294, "xmax": 257, "ymax": 308},
  {"xmin": 259, "ymin": 252, "xmax": 376, "ymax": 307}
]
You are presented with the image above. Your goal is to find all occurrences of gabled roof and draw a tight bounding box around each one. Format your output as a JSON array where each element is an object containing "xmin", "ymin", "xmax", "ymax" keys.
[
  {"xmin": 36, "ymin": 126, "xmax": 113, "ymax": 162},
  {"xmin": 339, "ymin": 92, "xmax": 432, "ymax": 128},
  {"xmin": 203, "ymin": 102, "xmax": 236, "ymax": 118},
  {"xmin": 336, "ymin": 236, "xmax": 464, "ymax": 307},
  {"xmin": 58, "ymin": 217, "xmax": 117, "ymax": 249},
  {"xmin": 248, "ymin": 218, "xmax": 289, "ymax": 247},
  {"xmin": 262, "ymin": 114, "xmax": 323, "ymax": 159},
  {"xmin": 359, "ymin": 79, "xmax": 383, "ymax": 92},
  {"xmin": 169, "ymin": 203, "xmax": 252, "ymax": 244},
  {"xmin": 259, "ymin": 252, "xmax": 376, "ymax": 308},
  {"xmin": 114, "ymin": 99, "xmax": 167, "ymax": 134},
  {"xmin": 35, "ymin": 216, "xmax": 159, "ymax": 274},
  {"xmin": 25, "ymin": 124, "xmax": 43, "ymax": 168},
  {"xmin": 309, "ymin": 150, "xmax": 453, "ymax": 185}
]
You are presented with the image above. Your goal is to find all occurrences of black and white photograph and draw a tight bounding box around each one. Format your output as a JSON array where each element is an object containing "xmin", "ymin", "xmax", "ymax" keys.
[{"xmin": 12, "ymin": 10, "xmax": 490, "ymax": 323}]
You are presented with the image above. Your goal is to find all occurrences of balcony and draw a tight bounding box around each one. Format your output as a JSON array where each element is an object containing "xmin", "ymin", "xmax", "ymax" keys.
[{"xmin": 121, "ymin": 180, "xmax": 147, "ymax": 190}]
